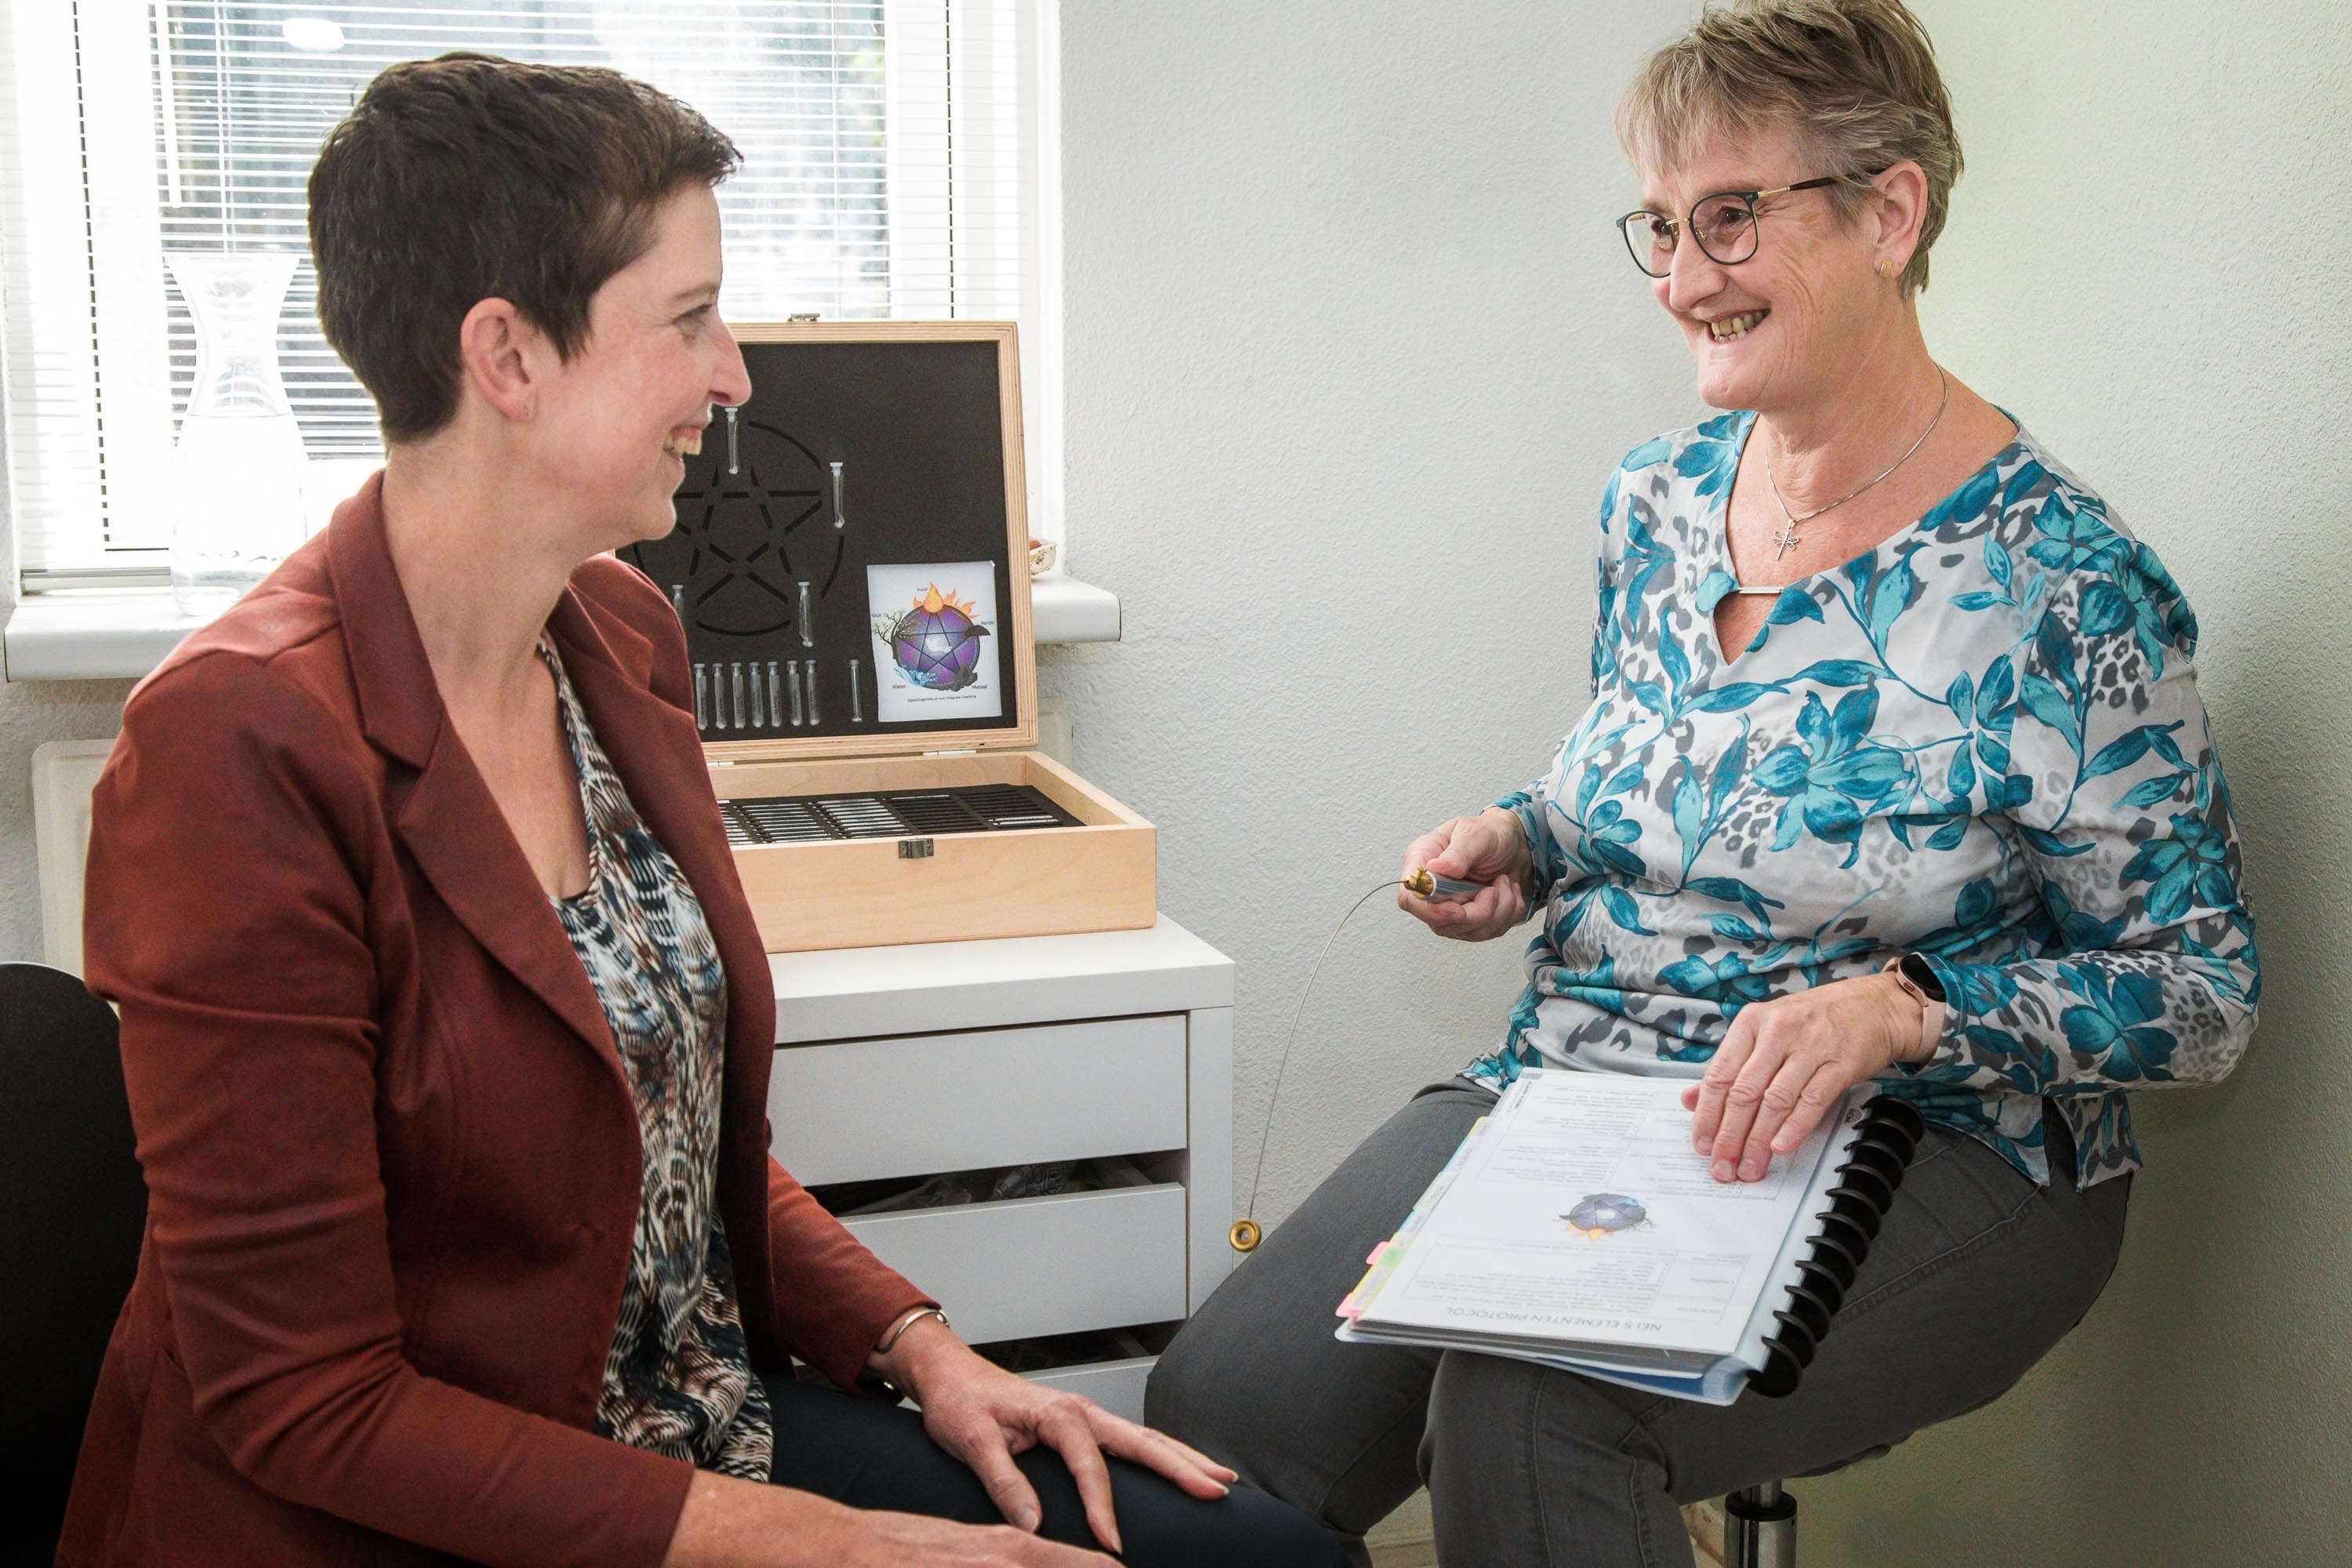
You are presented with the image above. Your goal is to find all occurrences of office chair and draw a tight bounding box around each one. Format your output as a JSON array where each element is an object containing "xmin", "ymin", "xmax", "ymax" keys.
[
  {"xmin": 1722, "ymin": 1480, "xmax": 1796, "ymax": 1566},
  {"xmin": 0, "ymin": 963, "xmax": 147, "ymax": 1564}
]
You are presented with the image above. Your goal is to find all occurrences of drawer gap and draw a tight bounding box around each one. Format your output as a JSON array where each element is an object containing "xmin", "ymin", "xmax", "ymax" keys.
[
  {"xmin": 967, "ymin": 1319, "xmax": 1181, "ymax": 1375},
  {"xmin": 808, "ymin": 1152, "xmax": 1178, "ymax": 1218},
  {"xmin": 779, "ymin": 1010, "xmax": 1185, "ymax": 1051}
]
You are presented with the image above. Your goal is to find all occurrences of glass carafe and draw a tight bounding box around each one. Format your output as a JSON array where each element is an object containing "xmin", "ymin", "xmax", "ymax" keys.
[{"xmin": 166, "ymin": 252, "xmax": 310, "ymax": 615}]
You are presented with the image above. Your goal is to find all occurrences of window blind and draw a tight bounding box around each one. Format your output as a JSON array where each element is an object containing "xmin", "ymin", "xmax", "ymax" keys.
[{"xmin": 1, "ymin": 0, "xmax": 1034, "ymax": 583}]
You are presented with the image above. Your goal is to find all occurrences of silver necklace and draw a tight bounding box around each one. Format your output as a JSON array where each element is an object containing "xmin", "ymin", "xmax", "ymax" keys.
[{"xmin": 1762, "ymin": 369, "xmax": 1950, "ymax": 561}]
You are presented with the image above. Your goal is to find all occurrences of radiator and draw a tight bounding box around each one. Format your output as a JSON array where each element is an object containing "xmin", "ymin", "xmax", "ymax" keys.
[{"xmin": 31, "ymin": 739, "xmax": 114, "ymax": 976}]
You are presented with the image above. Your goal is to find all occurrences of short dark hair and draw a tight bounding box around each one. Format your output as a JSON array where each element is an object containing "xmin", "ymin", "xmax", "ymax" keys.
[{"xmin": 309, "ymin": 53, "xmax": 740, "ymax": 444}]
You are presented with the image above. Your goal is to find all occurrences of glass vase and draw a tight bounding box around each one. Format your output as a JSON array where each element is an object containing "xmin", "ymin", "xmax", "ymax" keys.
[{"xmin": 166, "ymin": 251, "xmax": 310, "ymax": 615}]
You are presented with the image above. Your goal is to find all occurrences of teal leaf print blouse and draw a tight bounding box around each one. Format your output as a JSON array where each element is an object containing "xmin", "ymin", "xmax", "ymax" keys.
[{"xmin": 1464, "ymin": 412, "xmax": 2259, "ymax": 1189}]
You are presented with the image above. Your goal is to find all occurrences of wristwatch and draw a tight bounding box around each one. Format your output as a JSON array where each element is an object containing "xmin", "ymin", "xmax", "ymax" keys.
[
  {"xmin": 1893, "ymin": 953, "xmax": 1946, "ymax": 1004},
  {"xmin": 1882, "ymin": 953, "xmax": 1947, "ymax": 1062}
]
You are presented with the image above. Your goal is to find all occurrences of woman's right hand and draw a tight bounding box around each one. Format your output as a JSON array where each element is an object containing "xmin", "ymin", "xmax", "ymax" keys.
[
  {"xmin": 813, "ymin": 1509, "xmax": 1115, "ymax": 1567},
  {"xmin": 662, "ymin": 1474, "xmax": 1116, "ymax": 1567},
  {"xmin": 1397, "ymin": 809, "xmax": 1533, "ymax": 942}
]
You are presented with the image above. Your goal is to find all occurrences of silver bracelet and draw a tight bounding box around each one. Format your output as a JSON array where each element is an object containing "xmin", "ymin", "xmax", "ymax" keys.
[{"xmin": 875, "ymin": 1305, "xmax": 950, "ymax": 1356}]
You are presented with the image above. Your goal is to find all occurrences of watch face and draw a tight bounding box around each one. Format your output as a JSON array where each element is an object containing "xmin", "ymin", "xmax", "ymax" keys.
[{"xmin": 1900, "ymin": 954, "xmax": 1947, "ymax": 1003}]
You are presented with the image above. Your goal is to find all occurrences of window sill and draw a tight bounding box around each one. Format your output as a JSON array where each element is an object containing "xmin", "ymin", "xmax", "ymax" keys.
[{"xmin": 2, "ymin": 572, "xmax": 1121, "ymax": 683}]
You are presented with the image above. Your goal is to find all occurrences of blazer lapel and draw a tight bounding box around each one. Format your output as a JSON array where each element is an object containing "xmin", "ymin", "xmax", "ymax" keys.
[
  {"xmin": 391, "ymin": 732, "xmax": 622, "ymax": 1073},
  {"xmin": 325, "ymin": 479, "xmax": 622, "ymax": 1077},
  {"xmin": 546, "ymin": 589, "xmax": 777, "ymax": 1109}
]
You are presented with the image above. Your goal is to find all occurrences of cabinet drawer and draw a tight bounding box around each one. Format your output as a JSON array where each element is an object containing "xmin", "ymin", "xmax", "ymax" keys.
[
  {"xmin": 770, "ymin": 1015, "xmax": 1188, "ymax": 1185},
  {"xmin": 1023, "ymin": 1356, "xmax": 1156, "ymax": 1425},
  {"xmin": 843, "ymin": 1185, "xmax": 1188, "ymax": 1345}
]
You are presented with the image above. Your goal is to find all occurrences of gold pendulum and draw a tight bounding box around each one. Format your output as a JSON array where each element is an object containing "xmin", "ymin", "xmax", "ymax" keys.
[{"xmin": 1229, "ymin": 871, "xmax": 1481, "ymax": 1256}]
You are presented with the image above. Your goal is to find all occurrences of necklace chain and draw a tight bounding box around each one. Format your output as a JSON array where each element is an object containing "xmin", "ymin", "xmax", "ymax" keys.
[{"xmin": 1764, "ymin": 369, "xmax": 1951, "ymax": 561}]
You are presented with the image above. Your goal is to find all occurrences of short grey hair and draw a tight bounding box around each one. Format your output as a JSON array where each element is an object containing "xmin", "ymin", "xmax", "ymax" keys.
[{"xmin": 1617, "ymin": 0, "xmax": 1963, "ymax": 295}]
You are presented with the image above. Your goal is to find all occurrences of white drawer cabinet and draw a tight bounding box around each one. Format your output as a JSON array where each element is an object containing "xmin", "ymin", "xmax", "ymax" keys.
[
  {"xmin": 1023, "ymin": 1356, "xmax": 1155, "ymax": 1418},
  {"xmin": 767, "ymin": 1016, "xmax": 1190, "ymax": 1186},
  {"xmin": 768, "ymin": 916, "xmax": 1236, "ymax": 1423},
  {"xmin": 844, "ymin": 1183, "xmax": 1191, "ymax": 1345}
]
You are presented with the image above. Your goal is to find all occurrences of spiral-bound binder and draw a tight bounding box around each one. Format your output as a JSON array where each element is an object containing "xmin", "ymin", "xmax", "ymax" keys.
[
  {"xmin": 1335, "ymin": 1073, "xmax": 1929, "ymax": 1406},
  {"xmin": 1749, "ymin": 1094, "xmax": 1925, "ymax": 1398}
]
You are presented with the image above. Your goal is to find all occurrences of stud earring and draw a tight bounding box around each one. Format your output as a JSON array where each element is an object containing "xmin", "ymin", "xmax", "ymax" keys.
[{"xmin": 1876, "ymin": 259, "xmax": 1894, "ymax": 280}]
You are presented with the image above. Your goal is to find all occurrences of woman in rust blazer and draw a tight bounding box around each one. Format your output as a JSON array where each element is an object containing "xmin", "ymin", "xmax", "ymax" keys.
[{"xmin": 62, "ymin": 53, "xmax": 1341, "ymax": 1568}]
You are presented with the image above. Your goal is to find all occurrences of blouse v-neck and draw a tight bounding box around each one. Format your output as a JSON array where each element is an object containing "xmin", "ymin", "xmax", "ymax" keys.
[{"xmin": 1698, "ymin": 408, "xmax": 2027, "ymax": 671}]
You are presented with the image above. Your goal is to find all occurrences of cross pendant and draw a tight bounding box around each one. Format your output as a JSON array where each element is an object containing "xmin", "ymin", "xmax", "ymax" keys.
[{"xmin": 1771, "ymin": 523, "xmax": 1803, "ymax": 560}]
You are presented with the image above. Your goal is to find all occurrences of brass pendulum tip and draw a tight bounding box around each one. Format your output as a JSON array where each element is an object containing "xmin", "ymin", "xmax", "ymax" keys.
[
  {"xmin": 1404, "ymin": 867, "xmax": 1482, "ymax": 904},
  {"xmin": 1229, "ymin": 1218, "xmax": 1262, "ymax": 1254}
]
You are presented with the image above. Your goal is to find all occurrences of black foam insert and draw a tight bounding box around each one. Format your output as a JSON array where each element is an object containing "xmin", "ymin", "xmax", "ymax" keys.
[
  {"xmin": 720, "ymin": 783, "xmax": 1080, "ymax": 846},
  {"xmin": 620, "ymin": 336, "xmax": 1018, "ymax": 742}
]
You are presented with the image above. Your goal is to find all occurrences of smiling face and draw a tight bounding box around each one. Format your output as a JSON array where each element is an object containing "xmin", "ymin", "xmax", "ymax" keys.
[
  {"xmin": 1635, "ymin": 124, "xmax": 1890, "ymax": 418},
  {"xmin": 525, "ymin": 182, "xmax": 752, "ymax": 548}
]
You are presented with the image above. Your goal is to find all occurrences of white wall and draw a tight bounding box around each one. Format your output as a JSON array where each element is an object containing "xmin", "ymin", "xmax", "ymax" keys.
[
  {"xmin": 1795, "ymin": 3, "xmax": 2352, "ymax": 1563},
  {"xmin": 1054, "ymin": 2, "xmax": 2352, "ymax": 1564},
  {"xmin": 1048, "ymin": 0, "xmax": 1689, "ymax": 1225}
]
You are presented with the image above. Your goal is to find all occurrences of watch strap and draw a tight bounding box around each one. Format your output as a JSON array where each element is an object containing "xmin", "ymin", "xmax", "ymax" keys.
[{"xmin": 1882, "ymin": 954, "xmax": 1948, "ymax": 1063}]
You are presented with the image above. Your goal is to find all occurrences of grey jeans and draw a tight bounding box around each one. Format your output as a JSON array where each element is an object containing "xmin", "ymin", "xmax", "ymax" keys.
[{"xmin": 1147, "ymin": 1081, "xmax": 2130, "ymax": 1568}]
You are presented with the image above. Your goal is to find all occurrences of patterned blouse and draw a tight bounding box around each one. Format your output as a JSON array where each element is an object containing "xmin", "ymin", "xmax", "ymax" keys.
[
  {"xmin": 1465, "ymin": 412, "xmax": 2260, "ymax": 1189},
  {"xmin": 543, "ymin": 640, "xmax": 773, "ymax": 1477}
]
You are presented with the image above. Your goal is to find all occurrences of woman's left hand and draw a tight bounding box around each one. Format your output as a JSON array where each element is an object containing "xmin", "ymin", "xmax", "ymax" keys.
[
  {"xmin": 1682, "ymin": 973, "xmax": 1929, "ymax": 1182},
  {"xmin": 870, "ymin": 1316, "xmax": 1236, "ymax": 1555}
]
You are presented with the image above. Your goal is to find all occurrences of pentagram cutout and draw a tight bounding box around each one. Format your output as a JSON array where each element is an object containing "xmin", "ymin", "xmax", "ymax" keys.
[{"xmin": 632, "ymin": 419, "xmax": 844, "ymax": 639}]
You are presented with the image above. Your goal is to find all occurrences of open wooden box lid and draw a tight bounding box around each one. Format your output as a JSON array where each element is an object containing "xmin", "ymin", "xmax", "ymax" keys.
[{"xmin": 621, "ymin": 321, "xmax": 1037, "ymax": 761}]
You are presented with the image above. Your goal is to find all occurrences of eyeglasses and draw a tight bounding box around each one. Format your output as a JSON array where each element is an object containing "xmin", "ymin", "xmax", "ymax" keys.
[{"xmin": 1615, "ymin": 176, "xmax": 1842, "ymax": 278}]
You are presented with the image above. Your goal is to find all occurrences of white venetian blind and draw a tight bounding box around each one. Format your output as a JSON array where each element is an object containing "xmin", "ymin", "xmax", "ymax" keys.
[{"xmin": 1, "ymin": 0, "xmax": 1031, "ymax": 583}]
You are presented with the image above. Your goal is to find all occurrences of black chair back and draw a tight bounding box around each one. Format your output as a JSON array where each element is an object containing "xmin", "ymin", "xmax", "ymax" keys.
[{"xmin": 0, "ymin": 963, "xmax": 147, "ymax": 1564}]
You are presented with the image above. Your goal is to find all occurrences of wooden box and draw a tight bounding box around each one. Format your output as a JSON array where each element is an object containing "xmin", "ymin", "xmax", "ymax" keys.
[{"xmin": 620, "ymin": 321, "xmax": 1153, "ymax": 953}]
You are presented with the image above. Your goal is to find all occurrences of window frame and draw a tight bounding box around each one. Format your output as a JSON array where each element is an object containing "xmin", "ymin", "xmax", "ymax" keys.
[{"xmin": 2, "ymin": 0, "xmax": 1064, "ymax": 592}]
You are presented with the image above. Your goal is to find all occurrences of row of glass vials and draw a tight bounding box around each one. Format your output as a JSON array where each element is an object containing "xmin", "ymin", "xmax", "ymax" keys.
[{"xmin": 694, "ymin": 657, "xmax": 863, "ymax": 735}]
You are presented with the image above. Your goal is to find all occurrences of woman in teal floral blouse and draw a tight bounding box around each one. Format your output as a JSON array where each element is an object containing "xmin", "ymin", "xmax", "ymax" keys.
[{"xmin": 1149, "ymin": 3, "xmax": 2259, "ymax": 1565}]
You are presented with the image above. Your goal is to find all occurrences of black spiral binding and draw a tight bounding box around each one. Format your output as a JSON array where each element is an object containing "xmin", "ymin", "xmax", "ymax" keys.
[{"xmin": 1750, "ymin": 1095, "xmax": 1927, "ymax": 1399}]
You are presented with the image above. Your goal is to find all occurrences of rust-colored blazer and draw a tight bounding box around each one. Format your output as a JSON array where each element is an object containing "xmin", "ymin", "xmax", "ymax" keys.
[{"xmin": 61, "ymin": 475, "xmax": 931, "ymax": 1568}]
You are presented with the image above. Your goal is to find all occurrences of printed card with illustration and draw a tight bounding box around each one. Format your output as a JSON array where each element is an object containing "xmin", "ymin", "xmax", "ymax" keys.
[{"xmin": 866, "ymin": 561, "xmax": 1003, "ymax": 723}]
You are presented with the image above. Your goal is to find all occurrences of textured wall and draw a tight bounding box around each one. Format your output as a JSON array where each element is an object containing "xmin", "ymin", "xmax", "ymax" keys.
[
  {"xmin": 1048, "ymin": 0, "xmax": 1690, "ymax": 1229},
  {"xmin": 1055, "ymin": 1, "xmax": 2352, "ymax": 1562},
  {"xmin": 1791, "ymin": 2, "xmax": 2352, "ymax": 1563}
]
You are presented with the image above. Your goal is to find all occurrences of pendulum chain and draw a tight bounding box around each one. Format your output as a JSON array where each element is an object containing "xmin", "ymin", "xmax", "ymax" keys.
[{"xmin": 1232, "ymin": 879, "xmax": 1417, "ymax": 1254}]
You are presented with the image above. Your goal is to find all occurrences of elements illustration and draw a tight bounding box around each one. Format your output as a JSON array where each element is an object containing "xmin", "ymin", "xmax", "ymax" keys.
[
  {"xmin": 873, "ymin": 583, "xmax": 992, "ymax": 692},
  {"xmin": 864, "ymin": 561, "xmax": 1002, "ymax": 722},
  {"xmin": 1562, "ymin": 1193, "xmax": 1652, "ymax": 1240}
]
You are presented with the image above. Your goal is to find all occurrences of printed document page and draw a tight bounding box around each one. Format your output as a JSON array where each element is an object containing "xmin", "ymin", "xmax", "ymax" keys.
[{"xmin": 1352, "ymin": 1071, "xmax": 1846, "ymax": 1359}]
